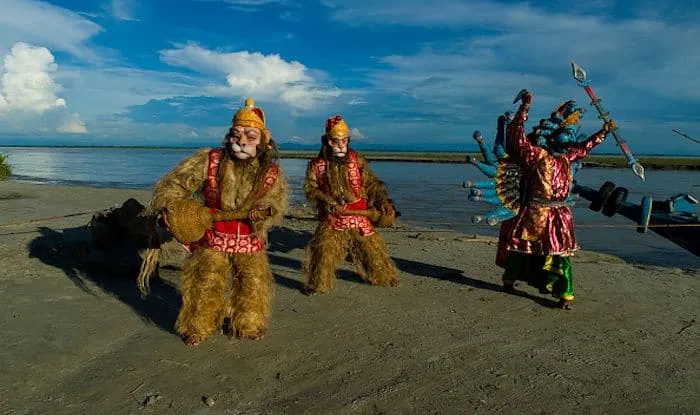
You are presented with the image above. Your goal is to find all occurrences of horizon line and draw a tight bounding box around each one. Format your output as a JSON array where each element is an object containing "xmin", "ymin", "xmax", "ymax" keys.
[{"xmin": 0, "ymin": 144, "xmax": 699, "ymax": 158}]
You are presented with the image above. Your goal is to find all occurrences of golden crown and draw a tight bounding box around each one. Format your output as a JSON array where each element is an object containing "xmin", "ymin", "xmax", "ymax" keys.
[
  {"xmin": 325, "ymin": 115, "xmax": 350, "ymax": 137},
  {"xmin": 233, "ymin": 98, "xmax": 266, "ymax": 130}
]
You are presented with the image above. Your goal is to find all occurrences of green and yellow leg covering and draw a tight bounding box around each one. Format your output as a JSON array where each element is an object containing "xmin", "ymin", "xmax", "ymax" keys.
[{"xmin": 543, "ymin": 255, "xmax": 574, "ymax": 301}]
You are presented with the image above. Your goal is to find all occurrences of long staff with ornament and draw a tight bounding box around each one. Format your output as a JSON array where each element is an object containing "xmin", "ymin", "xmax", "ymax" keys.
[{"xmin": 571, "ymin": 61, "xmax": 645, "ymax": 181}]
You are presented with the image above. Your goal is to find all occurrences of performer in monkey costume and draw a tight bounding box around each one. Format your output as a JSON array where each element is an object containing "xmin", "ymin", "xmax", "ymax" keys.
[
  {"xmin": 138, "ymin": 98, "xmax": 288, "ymax": 345},
  {"xmin": 302, "ymin": 115, "xmax": 400, "ymax": 294}
]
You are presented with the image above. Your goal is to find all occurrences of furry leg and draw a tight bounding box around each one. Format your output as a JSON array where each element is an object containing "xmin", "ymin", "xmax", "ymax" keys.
[
  {"xmin": 350, "ymin": 231, "xmax": 400, "ymax": 287},
  {"xmin": 175, "ymin": 248, "xmax": 231, "ymax": 345},
  {"xmin": 229, "ymin": 252, "xmax": 273, "ymax": 340},
  {"xmin": 303, "ymin": 223, "xmax": 349, "ymax": 294}
]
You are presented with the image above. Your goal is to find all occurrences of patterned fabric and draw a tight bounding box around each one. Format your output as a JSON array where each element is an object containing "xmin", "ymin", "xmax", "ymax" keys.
[
  {"xmin": 311, "ymin": 150, "xmax": 375, "ymax": 236},
  {"xmin": 187, "ymin": 149, "xmax": 279, "ymax": 254},
  {"xmin": 496, "ymin": 218, "xmax": 516, "ymax": 268},
  {"xmin": 505, "ymin": 105, "xmax": 605, "ymax": 256}
]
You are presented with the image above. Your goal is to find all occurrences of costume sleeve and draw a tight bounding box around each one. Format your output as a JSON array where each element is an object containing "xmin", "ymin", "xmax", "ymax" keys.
[
  {"xmin": 566, "ymin": 129, "xmax": 607, "ymax": 162},
  {"xmin": 506, "ymin": 102, "xmax": 542, "ymax": 167},
  {"xmin": 358, "ymin": 154, "xmax": 390, "ymax": 206},
  {"xmin": 303, "ymin": 160, "xmax": 333, "ymax": 214},
  {"xmin": 253, "ymin": 167, "xmax": 288, "ymax": 234},
  {"xmin": 148, "ymin": 148, "xmax": 210, "ymax": 214}
]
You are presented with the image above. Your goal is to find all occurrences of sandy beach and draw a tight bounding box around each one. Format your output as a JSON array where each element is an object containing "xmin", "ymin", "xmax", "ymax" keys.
[{"xmin": 0, "ymin": 181, "xmax": 698, "ymax": 415}]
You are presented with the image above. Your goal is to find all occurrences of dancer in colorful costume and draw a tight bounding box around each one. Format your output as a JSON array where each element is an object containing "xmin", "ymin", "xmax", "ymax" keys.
[
  {"xmin": 138, "ymin": 98, "xmax": 288, "ymax": 345},
  {"xmin": 466, "ymin": 106, "xmax": 585, "ymax": 268},
  {"xmin": 502, "ymin": 89, "xmax": 615, "ymax": 309},
  {"xmin": 302, "ymin": 115, "xmax": 399, "ymax": 294}
]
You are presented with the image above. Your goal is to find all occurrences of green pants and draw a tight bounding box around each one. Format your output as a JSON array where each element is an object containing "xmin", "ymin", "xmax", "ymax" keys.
[{"xmin": 503, "ymin": 253, "xmax": 574, "ymax": 300}]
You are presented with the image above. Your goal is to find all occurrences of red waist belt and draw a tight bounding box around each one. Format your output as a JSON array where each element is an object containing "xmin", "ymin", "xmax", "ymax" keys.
[
  {"xmin": 327, "ymin": 198, "xmax": 375, "ymax": 236},
  {"xmin": 186, "ymin": 214, "xmax": 264, "ymax": 254}
]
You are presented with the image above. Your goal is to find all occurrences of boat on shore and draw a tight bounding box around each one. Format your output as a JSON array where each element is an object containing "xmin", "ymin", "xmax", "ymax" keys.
[{"xmin": 572, "ymin": 181, "xmax": 699, "ymax": 257}]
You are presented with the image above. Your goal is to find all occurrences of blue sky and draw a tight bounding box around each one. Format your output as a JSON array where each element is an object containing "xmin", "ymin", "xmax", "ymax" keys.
[{"xmin": 0, "ymin": 0, "xmax": 699, "ymax": 155}]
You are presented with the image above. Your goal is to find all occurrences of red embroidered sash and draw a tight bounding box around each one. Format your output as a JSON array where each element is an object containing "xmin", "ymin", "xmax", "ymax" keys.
[
  {"xmin": 311, "ymin": 151, "xmax": 374, "ymax": 236},
  {"xmin": 187, "ymin": 149, "xmax": 279, "ymax": 254}
]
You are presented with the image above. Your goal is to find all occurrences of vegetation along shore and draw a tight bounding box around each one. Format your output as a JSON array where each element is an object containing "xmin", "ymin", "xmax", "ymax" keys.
[{"xmin": 280, "ymin": 151, "xmax": 700, "ymax": 169}]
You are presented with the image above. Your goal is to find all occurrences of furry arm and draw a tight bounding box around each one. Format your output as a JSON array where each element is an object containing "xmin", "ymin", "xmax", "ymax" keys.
[
  {"xmin": 148, "ymin": 148, "xmax": 210, "ymax": 215},
  {"xmin": 303, "ymin": 161, "xmax": 336, "ymax": 215},
  {"xmin": 251, "ymin": 168, "xmax": 288, "ymax": 235},
  {"xmin": 357, "ymin": 153, "xmax": 390, "ymax": 207}
]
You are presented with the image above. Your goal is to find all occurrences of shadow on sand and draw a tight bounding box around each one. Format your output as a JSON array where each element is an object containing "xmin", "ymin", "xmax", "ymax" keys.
[
  {"xmin": 28, "ymin": 224, "xmax": 557, "ymax": 334},
  {"xmin": 28, "ymin": 226, "xmax": 182, "ymax": 335},
  {"xmin": 267, "ymin": 226, "xmax": 558, "ymax": 308}
]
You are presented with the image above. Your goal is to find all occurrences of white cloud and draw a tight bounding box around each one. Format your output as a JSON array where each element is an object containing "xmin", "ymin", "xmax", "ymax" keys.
[
  {"xmin": 0, "ymin": 42, "xmax": 66, "ymax": 113},
  {"xmin": 316, "ymin": 0, "xmax": 700, "ymax": 155},
  {"xmin": 350, "ymin": 127, "xmax": 366, "ymax": 139},
  {"xmin": 202, "ymin": 0, "xmax": 293, "ymax": 12},
  {"xmin": 0, "ymin": 42, "xmax": 91, "ymax": 135},
  {"xmin": 159, "ymin": 43, "xmax": 341, "ymax": 110},
  {"xmin": 348, "ymin": 97, "xmax": 367, "ymax": 105},
  {"xmin": 323, "ymin": 0, "xmax": 700, "ymax": 103},
  {"xmin": 0, "ymin": 0, "xmax": 103, "ymax": 60},
  {"xmin": 55, "ymin": 66, "xmax": 203, "ymax": 121},
  {"xmin": 58, "ymin": 114, "xmax": 88, "ymax": 133},
  {"xmin": 109, "ymin": 0, "xmax": 139, "ymax": 21}
]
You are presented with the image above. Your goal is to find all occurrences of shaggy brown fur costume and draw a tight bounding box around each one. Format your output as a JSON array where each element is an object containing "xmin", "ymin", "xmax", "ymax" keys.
[
  {"xmin": 142, "ymin": 136, "xmax": 287, "ymax": 345},
  {"xmin": 302, "ymin": 143, "xmax": 399, "ymax": 294}
]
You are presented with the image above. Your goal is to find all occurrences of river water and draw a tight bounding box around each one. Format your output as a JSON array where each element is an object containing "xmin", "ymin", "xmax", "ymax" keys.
[{"xmin": 2, "ymin": 147, "xmax": 699, "ymax": 268}]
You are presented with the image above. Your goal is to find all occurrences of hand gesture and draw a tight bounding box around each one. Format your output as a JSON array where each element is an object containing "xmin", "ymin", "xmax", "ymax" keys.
[
  {"xmin": 331, "ymin": 204, "xmax": 346, "ymax": 215},
  {"xmin": 514, "ymin": 89, "xmax": 532, "ymax": 105},
  {"xmin": 249, "ymin": 202, "xmax": 272, "ymax": 222},
  {"xmin": 603, "ymin": 119, "xmax": 617, "ymax": 134}
]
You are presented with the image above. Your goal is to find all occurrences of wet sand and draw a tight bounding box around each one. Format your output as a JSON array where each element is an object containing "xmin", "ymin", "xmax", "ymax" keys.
[{"xmin": 0, "ymin": 182, "xmax": 698, "ymax": 414}]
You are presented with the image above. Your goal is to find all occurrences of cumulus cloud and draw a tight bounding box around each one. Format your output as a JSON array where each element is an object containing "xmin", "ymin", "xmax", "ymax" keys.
[
  {"xmin": 0, "ymin": 42, "xmax": 91, "ymax": 135},
  {"xmin": 0, "ymin": 42, "xmax": 66, "ymax": 113},
  {"xmin": 0, "ymin": 0, "xmax": 103, "ymax": 60},
  {"xmin": 159, "ymin": 43, "xmax": 341, "ymax": 110}
]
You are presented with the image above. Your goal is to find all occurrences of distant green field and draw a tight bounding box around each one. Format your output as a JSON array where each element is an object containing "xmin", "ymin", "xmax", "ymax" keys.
[{"xmin": 279, "ymin": 151, "xmax": 700, "ymax": 170}]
